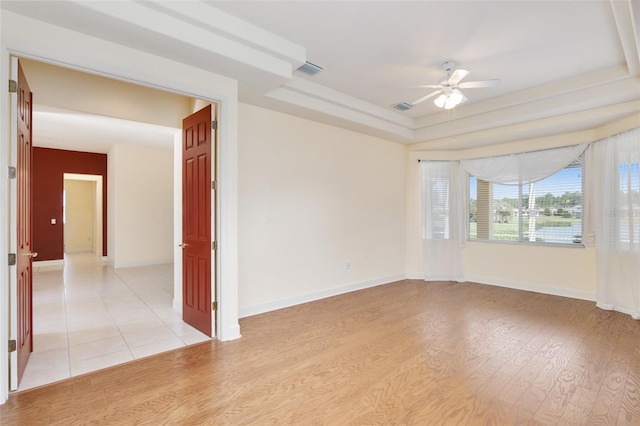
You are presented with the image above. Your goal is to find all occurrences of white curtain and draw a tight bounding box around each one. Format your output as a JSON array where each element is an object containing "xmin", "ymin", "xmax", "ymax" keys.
[
  {"xmin": 421, "ymin": 161, "xmax": 466, "ymax": 281},
  {"xmin": 585, "ymin": 128, "xmax": 640, "ymax": 318},
  {"xmin": 461, "ymin": 144, "xmax": 587, "ymax": 184}
]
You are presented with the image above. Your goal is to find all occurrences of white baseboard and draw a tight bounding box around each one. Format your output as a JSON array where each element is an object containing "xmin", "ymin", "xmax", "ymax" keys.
[
  {"xmin": 64, "ymin": 248, "xmax": 93, "ymax": 253},
  {"xmin": 595, "ymin": 303, "xmax": 640, "ymax": 320},
  {"xmin": 33, "ymin": 259, "xmax": 64, "ymax": 267},
  {"xmin": 405, "ymin": 273, "xmax": 424, "ymax": 280},
  {"xmin": 463, "ymin": 274, "xmax": 596, "ymax": 302},
  {"xmin": 33, "ymin": 259, "xmax": 64, "ymax": 271},
  {"xmin": 238, "ymin": 273, "xmax": 406, "ymax": 318},
  {"xmin": 113, "ymin": 259, "xmax": 174, "ymax": 268},
  {"xmin": 408, "ymin": 271, "xmax": 595, "ymax": 302},
  {"xmin": 220, "ymin": 324, "xmax": 242, "ymax": 341}
]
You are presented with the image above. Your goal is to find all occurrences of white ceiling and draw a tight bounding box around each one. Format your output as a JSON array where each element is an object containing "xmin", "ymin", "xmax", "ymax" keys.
[
  {"xmin": 215, "ymin": 0, "xmax": 624, "ymax": 113},
  {"xmin": 33, "ymin": 107, "xmax": 178, "ymax": 154},
  {"xmin": 3, "ymin": 0, "xmax": 639, "ymax": 150}
]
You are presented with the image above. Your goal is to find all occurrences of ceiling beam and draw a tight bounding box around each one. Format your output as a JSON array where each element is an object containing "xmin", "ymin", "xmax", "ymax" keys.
[{"xmin": 610, "ymin": 0, "xmax": 640, "ymax": 75}]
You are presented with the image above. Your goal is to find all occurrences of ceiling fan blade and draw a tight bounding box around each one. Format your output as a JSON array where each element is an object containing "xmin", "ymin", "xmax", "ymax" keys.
[
  {"xmin": 448, "ymin": 69, "xmax": 470, "ymax": 85},
  {"xmin": 458, "ymin": 79, "xmax": 500, "ymax": 89},
  {"xmin": 412, "ymin": 90, "xmax": 441, "ymax": 105},
  {"xmin": 415, "ymin": 84, "xmax": 443, "ymax": 89}
]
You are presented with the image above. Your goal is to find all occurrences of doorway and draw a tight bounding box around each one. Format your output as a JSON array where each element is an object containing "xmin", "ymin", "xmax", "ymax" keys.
[
  {"xmin": 63, "ymin": 174, "xmax": 103, "ymax": 256},
  {"xmin": 1, "ymin": 23, "xmax": 239, "ymax": 401},
  {"xmin": 10, "ymin": 60, "xmax": 219, "ymax": 390}
]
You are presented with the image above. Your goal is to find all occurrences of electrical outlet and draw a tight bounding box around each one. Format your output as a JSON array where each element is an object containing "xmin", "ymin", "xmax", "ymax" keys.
[{"xmin": 345, "ymin": 262, "xmax": 351, "ymax": 270}]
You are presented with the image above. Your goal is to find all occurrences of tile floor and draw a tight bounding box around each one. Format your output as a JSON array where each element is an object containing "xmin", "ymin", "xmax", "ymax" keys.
[{"xmin": 18, "ymin": 253, "xmax": 210, "ymax": 391}]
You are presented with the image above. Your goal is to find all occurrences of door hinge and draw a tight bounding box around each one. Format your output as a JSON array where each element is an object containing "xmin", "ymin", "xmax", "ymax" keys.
[
  {"xmin": 8, "ymin": 253, "xmax": 16, "ymax": 266},
  {"xmin": 212, "ymin": 301, "xmax": 218, "ymax": 311},
  {"xmin": 212, "ymin": 120, "xmax": 217, "ymax": 131},
  {"xmin": 211, "ymin": 180, "xmax": 217, "ymax": 191},
  {"xmin": 8, "ymin": 80, "xmax": 17, "ymax": 93},
  {"xmin": 8, "ymin": 340, "xmax": 16, "ymax": 353},
  {"xmin": 8, "ymin": 166, "xmax": 16, "ymax": 179},
  {"xmin": 212, "ymin": 241, "xmax": 217, "ymax": 251}
]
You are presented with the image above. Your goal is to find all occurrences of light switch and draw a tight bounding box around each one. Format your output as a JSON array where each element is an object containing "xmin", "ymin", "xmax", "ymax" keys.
[{"xmin": 51, "ymin": 218, "xmax": 56, "ymax": 225}]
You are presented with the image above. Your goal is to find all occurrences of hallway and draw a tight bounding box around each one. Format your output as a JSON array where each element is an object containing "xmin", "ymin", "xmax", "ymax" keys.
[{"xmin": 18, "ymin": 253, "xmax": 210, "ymax": 391}]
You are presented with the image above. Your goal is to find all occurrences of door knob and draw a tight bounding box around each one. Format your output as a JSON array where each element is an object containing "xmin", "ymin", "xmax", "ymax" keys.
[
  {"xmin": 27, "ymin": 252, "xmax": 38, "ymax": 258},
  {"xmin": 178, "ymin": 243, "xmax": 188, "ymax": 249}
]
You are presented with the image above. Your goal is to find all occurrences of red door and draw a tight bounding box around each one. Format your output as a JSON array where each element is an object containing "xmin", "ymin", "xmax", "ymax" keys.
[
  {"xmin": 181, "ymin": 105, "xmax": 213, "ymax": 336},
  {"xmin": 17, "ymin": 60, "xmax": 35, "ymax": 383}
]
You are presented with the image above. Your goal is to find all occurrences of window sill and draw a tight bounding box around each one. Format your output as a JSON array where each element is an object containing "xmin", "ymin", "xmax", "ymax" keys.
[{"xmin": 466, "ymin": 239, "xmax": 586, "ymax": 249}]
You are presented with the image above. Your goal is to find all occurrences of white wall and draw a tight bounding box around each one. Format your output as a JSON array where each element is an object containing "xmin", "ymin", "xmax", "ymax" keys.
[
  {"xmin": 107, "ymin": 149, "xmax": 117, "ymax": 264},
  {"xmin": 108, "ymin": 144, "xmax": 174, "ymax": 268},
  {"xmin": 238, "ymin": 103, "xmax": 407, "ymax": 316}
]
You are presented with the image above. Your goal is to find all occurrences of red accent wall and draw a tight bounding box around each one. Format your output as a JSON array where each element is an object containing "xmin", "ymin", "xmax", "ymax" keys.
[{"xmin": 33, "ymin": 148, "xmax": 107, "ymax": 261}]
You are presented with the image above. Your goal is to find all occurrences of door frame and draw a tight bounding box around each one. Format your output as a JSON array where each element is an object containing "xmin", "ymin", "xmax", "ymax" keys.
[
  {"xmin": 1, "ymin": 17, "xmax": 241, "ymax": 404},
  {"xmin": 7, "ymin": 56, "xmax": 20, "ymax": 391}
]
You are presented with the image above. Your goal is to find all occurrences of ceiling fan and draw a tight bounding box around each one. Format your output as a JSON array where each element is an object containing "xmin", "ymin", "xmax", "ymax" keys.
[{"xmin": 412, "ymin": 61, "xmax": 500, "ymax": 109}]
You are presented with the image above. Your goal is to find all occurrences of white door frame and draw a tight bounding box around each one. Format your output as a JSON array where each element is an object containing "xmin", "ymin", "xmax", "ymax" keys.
[
  {"xmin": 6, "ymin": 55, "xmax": 19, "ymax": 392},
  {"xmin": 1, "ymin": 12, "xmax": 240, "ymax": 404}
]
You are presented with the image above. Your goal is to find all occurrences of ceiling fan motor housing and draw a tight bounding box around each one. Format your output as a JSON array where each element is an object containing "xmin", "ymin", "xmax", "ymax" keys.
[{"xmin": 442, "ymin": 61, "xmax": 456, "ymax": 73}]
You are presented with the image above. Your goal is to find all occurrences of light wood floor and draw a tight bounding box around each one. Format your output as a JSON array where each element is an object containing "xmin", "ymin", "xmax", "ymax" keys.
[{"xmin": 2, "ymin": 280, "xmax": 640, "ymax": 425}]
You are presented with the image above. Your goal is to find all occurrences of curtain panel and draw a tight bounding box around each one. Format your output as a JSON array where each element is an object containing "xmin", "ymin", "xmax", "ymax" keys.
[
  {"xmin": 585, "ymin": 128, "xmax": 640, "ymax": 318},
  {"xmin": 420, "ymin": 161, "xmax": 466, "ymax": 281}
]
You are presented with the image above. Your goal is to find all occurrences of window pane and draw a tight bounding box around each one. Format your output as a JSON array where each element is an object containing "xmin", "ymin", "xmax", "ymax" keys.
[
  {"xmin": 423, "ymin": 163, "xmax": 451, "ymax": 240},
  {"xmin": 468, "ymin": 157, "xmax": 583, "ymax": 245},
  {"xmin": 532, "ymin": 165, "xmax": 583, "ymax": 244},
  {"xmin": 428, "ymin": 178, "xmax": 450, "ymax": 240},
  {"xmin": 493, "ymin": 183, "xmax": 521, "ymax": 241}
]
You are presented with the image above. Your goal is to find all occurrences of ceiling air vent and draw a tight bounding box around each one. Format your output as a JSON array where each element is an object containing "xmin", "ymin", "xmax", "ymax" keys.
[
  {"xmin": 297, "ymin": 61, "xmax": 323, "ymax": 75},
  {"xmin": 392, "ymin": 102, "xmax": 414, "ymax": 111}
]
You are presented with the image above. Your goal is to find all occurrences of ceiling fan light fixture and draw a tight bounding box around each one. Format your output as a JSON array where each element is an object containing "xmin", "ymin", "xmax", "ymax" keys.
[
  {"xmin": 450, "ymin": 89, "xmax": 464, "ymax": 105},
  {"xmin": 434, "ymin": 94, "xmax": 447, "ymax": 108},
  {"xmin": 444, "ymin": 98, "xmax": 457, "ymax": 109},
  {"xmin": 434, "ymin": 89, "xmax": 465, "ymax": 109}
]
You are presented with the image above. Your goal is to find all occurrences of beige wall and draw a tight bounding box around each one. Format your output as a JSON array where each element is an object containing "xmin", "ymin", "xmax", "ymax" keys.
[
  {"xmin": 108, "ymin": 144, "xmax": 175, "ymax": 268},
  {"xmin": 462, "ymin": 242, "xmax": 597, "ymax": 298},
  {"xmin": 19, "ymin": 58, "xmax": 193, "ymax": 128},
  {"xmin": 63, "ymin": 179, "xmax": 95, "ymax": 253},
  {"xmin": 238, "ymin": 103, "xmax": 407, "ymax": 316}
]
